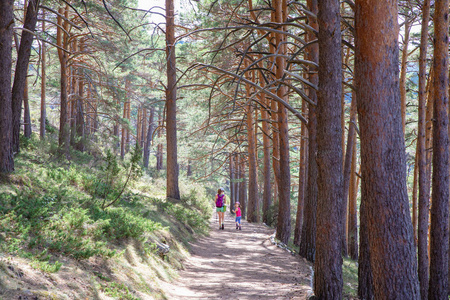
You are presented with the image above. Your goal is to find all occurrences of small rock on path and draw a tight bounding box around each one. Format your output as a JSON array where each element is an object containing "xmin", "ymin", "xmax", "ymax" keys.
[{"xmin": 162, "ymin": 212, "xmax": 312, "ymax": 299}]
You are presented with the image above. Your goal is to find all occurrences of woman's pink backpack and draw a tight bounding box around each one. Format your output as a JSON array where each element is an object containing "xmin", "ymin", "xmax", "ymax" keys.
[{"xmin": 216, "ymin": 194, "xmax": 224, "ymax": 207}]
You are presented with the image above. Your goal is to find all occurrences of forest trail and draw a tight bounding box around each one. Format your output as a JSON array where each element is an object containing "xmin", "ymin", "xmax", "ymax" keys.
[{"xmin": 162, "ymin": 212, "xmax": 312, "ymax": 299}]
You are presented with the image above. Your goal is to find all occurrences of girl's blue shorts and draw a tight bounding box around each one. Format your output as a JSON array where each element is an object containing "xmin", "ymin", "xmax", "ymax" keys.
[{"xmin": 235, "ymin": 216, "xmax": 241, "ymax": 224}]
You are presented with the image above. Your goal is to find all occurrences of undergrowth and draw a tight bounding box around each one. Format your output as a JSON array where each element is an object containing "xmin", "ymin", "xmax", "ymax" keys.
[{"xmin": 0, "ymin": 135, "xmax": 212, "ymax": 275}]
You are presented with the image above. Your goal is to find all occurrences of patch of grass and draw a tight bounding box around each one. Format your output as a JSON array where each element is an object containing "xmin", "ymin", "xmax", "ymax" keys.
[
  {"xmin": 99, "ymin": 281, "xmax": 139, "ymax": 300},
  {"xmin": 31, "ymin": 259, "xmax": 62, "ymax": 273}
]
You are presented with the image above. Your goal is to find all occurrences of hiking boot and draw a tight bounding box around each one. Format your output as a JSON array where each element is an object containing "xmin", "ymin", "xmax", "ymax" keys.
[
  {"xmin": 236, "ymin": 225, "xmax": 238, "ymax": 230},
  {"xmin": 239, "ymin": 226, "xmax": 241, "ymax": 230},
  {"xmin": 222, "ymin": 224, "xmax": 224, "ymax": 230}
]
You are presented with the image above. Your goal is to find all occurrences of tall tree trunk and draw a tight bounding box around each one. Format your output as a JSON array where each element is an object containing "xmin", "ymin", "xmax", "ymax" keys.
[
  {"xmin": 143, "ymin": 106, "xmax": 155, "ymax": 168},
  {"xmin": 57, "ymin": 6, "xmax": 70, "ymax": 156},
  {"xmin": 0, "ymin": 0, "xmax": 14, "ymax": 173},
  {"xmin": 245, "ymin": 62, "xmax": 259, "ymax": 223},
  {"xmin": 69, "ymin": 42, "xmax": 77, "ymax": 148},
  {"xmin": 234, "ymin": 153, "xmax": 240, "ymax": 205},
  {"xmin": 75, "ymin": 50, "xmax": 85, "ymax": 152},
  {"xmin": 412, "ymin": 150, "xmax": 418, "ymax": 245},
  {"xmin": 141, "ymin": 108, "xmax": 147, "ymax": 149},
  {"xmin": 294, "ymin": 99, "xmax": 308, "ymax": 246},
  {"xmin": 400, "ymin": 20, "xmax": 411, "ymax": 135},
  {"xmin": 120, "ymin": 99, "xmax": 127, "ymax": 159},
  {"xmin": 229, "ymin": 154, "xmax": 235, "ymax": 213},
  {"xmin": 40, "ymin": 9, "xmax": 46, "ymax": 140},
  {"xmin": 314, "ymin": 0, "xmax": 343, "ymax": 296},
  {"xmin": 428, "ymin": 0, "xmax": 449, "ymax": 296},
  {"xmin": 239, "ymin": 153, "xmax": 247, "ymax": 218},
  {"xmin": 348, "ymin": 137, "xmax": 358, "ymax": 260},
  {"xmin": 342, "ymin": 92, "xmax": 357, "ymax": 256},
  {"xmin": 165, "ymin": 0, "xmax": 180, "ymax": 200},
  {"xmin": 156, "ymin": 110, "xmax": 163, "ymax": 170},
  {"xmin": 299, "ymin": 0, "xmax": 319, "ymax": 262},
  {"xmin": 355, "ymin": 0, "xmax": 420, "ymax": 298},
  {"xmin": 274, "ymin": 0, "xmax": 291, "ymax": 244},
  {"xmin": 417, "ymin": 0, "xmax": 431, "ymax": 298},
  {"xmin": 23, "ymin": 79, "xmax": 31, "ymax": 138},
  {"xmin": 262, "ymin": 96, "xmax": 272, "ymax": 225},
  {"xmin": 11, "ymin": 0, "xmax": 40, "ymax": 153}
]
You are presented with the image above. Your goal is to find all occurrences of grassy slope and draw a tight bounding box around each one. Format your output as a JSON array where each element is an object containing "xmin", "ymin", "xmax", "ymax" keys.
[{"xmin": 0, "ymin": 137, "xmax": 212, "ymax": 299}]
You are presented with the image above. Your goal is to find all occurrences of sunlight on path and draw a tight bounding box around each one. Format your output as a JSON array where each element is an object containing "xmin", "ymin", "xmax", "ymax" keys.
[{"xmin": 162, "ymin": 212, "xmax": 312, "ymax": 299}]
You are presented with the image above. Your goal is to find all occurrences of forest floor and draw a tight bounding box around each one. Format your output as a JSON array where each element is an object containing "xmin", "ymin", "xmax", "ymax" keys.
[{"xmin": 160, "ymin": 212, "xmax": 313, "ymax": 299}]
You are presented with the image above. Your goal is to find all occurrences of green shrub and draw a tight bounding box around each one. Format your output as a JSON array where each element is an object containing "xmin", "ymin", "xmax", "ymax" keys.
[
  {"xmin": 92, "ymin": 207, "xmax": 162, "ymax": 240},
  {"xmin": 42, "ymin": 207, "xmax": 115, "ymax": 259}
]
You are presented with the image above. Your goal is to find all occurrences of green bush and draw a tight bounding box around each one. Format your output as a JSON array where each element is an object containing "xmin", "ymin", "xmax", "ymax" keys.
[{"xmin": 92, "ymin": 207, "xmax": 162, "ymax": 240}]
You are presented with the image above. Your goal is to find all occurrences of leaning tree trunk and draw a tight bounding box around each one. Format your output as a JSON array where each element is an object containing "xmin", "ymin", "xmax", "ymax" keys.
[
  {"xmin": 299, "ymin": 0, "xmax": 319, "ymax": 263},
  {"xmin": 417, "ymin": 0, "xmax": 431, "ymax": 298},
  {"xmin": 314, "ymin": 0, "xmax": 343, "ymax": 297},
  {"xmin": 165, "ymin": 0, "xmax": 180, "ymax": 200},
  {"xmin": 0, "ymin": 0, "xmax": 14, "ymax": 173},
  {"xmin": 11, "ymin": 0, "xmax": 40, "ymax": 153},
  {"xmin": 355, "ymin": 0, "xmax": 420, "ymax": 298},
  {"xmin": 428, "ymin": 0, "xmax": 449, "ymax": 297}
]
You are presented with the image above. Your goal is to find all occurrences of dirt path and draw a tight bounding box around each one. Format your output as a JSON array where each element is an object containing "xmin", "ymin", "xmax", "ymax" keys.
[{"xmin": 163, "ymin": 212, "xmax": 313, "ymax": 299}]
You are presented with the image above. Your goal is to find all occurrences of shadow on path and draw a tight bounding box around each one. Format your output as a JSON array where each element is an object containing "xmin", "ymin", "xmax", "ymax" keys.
[{"xmin": 163, "ymin": 212, "xmax": 312, "ymax": 299}]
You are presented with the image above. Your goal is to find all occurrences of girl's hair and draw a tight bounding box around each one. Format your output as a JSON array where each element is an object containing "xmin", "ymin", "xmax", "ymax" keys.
[{"xmin": 217, "ymin": 188, "xmax": 222, "ymax": 194}]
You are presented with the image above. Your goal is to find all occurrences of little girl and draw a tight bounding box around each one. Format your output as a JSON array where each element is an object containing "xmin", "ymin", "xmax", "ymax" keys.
[{"xmin": 232, "ymin": 202, "xmax": 242, "ymax": 230}]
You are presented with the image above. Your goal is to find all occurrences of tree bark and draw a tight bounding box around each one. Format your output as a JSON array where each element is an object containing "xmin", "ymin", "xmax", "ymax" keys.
[
  {"xmin": 23, "ymin": 79, "xmax": 31, "ymax": 138},
  {"xmin": 11, "ymin": 0, "xmax": 40, "ymax": 152},
  {"xmin": 260, "ymin": 75, "xmax": 272, "ymax": 225},
  {"xmin": 294, "ymin": 99, "xmax": 307, "ymax": 246},
  {"xmin": 342, "ymin": 91, "xmax": 357, "ymax": 256},
  {"xmin": 0, "ymin": 0, "xmax": 14, "ymax": 173},
  {"xmin": 355, "ymin": 0, "xmax": 420, "ymax": 298},
  {"xmin": 39, "ymin": 9, "xmax": 46, "ymax": 140},
  {"xmin": 417, "ymin": 0, "xmax": 431, "ymax": 298},
  {"xmin": 57, "ymin": 6, "xmax": 70, "ymax": 156},
  {"xmin": 299, "ymin": 0, "xmax": 319, "ymax": 262},
  {"xmin": 273, "ymin": 0, "xmax": 291, "ymax": 244},
  {"xmin": 428, "ymin": 0, "xmax": 449, "ymax": 297},
  {"xmin": 348, "ymin": 136, "xmax": 358, "ymax": 260},
  {"xmin": 239, "ymin": 154, "xmax": 247, "ymax": 218},
  {"xmin": 229, "ymin": 154, "xmax": 235, "ymax": 213},
  {"xmin": 400, "ymin": 20, "xmax": 411, "ymax": 135},
  {"xmin": 75, "ymin": 39, "xmax": 85, "ymax": 152},
  {"xmin": 314, "ymin": 0, "xmax": 343, "ymax": 296},
  {"xmin": 245, "ymin": 62, "xmax": 259, "ymax": 223},
  {"xmin": 165, "ymin": 0, "xmax": 180, "ymax": 200},
  {"xmin": 120, "ymin": 98, "xmax": 127, "ymax": 159},
  {"xmin": 143, "ymin": 106, "xmax": 155, "ymax": 168}
]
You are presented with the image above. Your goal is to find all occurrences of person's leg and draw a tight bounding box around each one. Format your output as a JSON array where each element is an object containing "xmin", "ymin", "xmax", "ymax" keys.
[{"xmin": 220, "ymin": 211, "xmax": 224, "ymax": 229}]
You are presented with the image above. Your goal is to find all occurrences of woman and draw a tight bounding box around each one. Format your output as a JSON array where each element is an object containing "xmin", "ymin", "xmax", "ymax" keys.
[{"xmin": 215, "ymin": 188, "xmax": 226, "ymax": 230}]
